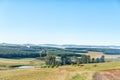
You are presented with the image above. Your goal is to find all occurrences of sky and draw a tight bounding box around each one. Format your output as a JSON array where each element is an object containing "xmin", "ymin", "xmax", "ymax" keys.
[{"xmin": 0, "ymin": 0, "xmax": 120, "ymax": 45}]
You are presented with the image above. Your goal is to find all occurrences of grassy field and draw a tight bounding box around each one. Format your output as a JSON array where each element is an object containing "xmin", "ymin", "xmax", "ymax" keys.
[
  {"xmin": 0, "ymin": 57, "xmax": 120, "ymax": 80},
  {"xmin": 0, "ymin": 58, "xmax": 44, "ymax": 69}
]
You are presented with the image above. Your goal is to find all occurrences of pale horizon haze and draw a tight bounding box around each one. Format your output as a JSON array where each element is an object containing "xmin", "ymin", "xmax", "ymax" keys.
[{"xmin": 0, "ymin": 0, "xmax": 120, "ymax": 45}]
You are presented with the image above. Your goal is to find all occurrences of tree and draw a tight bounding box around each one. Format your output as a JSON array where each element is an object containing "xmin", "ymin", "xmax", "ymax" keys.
[
  {"xmin": 86, "ymin": 55, "xmax": 91, "ymax": 63},
  {"xmin": 45, "ymin": 54, "xmax": 56, "ymax": 67},
  {"xmin": 100, "ymin": 55, "xmax": 105, "ymax": 62},
  {"xmin": 71, "ymin": 56, "xmax": 77, "ymax": 64},
  {"xmin": 76, "ymin": 58, "xmax": 81, "ymax": 66},
  {"xmin": 91, "ymin": 58, "xmax": 95, "ymax": 63},
  {"xmin": 39, "ymin": 50, "xmax": 43, "ymax": 58},
  {"xmin": 80, "ymin": 55, "xmax": 90, "ymax": 64},
  {"xmin": 95, "ymin": 58, "xmax": 100, "ymax": 63},
  {"xmin": 61, "ymin": 55, "xmax": 70, "ymax": 65}
]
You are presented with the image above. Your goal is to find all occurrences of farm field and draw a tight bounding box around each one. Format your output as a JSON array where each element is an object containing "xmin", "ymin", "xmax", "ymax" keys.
[
  {"xmin": 0, "ymin": 58, "xmax": 120, "ymax": 80},
  {"xmin": 86, "ymin": 51, "xmax": 120, "ymax": 62}
]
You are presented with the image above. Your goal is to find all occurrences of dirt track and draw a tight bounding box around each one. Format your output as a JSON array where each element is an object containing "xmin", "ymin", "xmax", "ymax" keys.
[{"xmin": 93, "ymin": 70, "xmax": 120, "ymax": 80}]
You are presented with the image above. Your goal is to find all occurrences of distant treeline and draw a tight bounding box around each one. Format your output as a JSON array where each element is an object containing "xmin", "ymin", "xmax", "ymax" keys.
[
  {"xmin": 0, "ymin": 46, "xmax": 45, "ymax": 58},
  {"xmin": 66, "ymin": 48, "xmax": 120, "ymax": 55},
  {"xmin": 0, "ymin": 46, "xmax": 83, "ymax": 58},
  {"xmin": 0, "ymin": 45, "xmax": 120, "ymax": 58}
]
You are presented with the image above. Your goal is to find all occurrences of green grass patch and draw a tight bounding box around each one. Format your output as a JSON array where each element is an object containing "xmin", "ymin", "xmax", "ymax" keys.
[{"xmin": 71, "ymin": 74, "xmax": 86, "ymax": 80}]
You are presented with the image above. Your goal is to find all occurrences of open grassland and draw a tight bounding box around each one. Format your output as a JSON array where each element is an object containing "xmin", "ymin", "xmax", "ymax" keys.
[
  {"xmin": 0, "ymin": 58, "xmax": 44, "ymax": 69},
  {"xmin": 0, "ymin": 58, "xmax": 120, "ymax": 80}
]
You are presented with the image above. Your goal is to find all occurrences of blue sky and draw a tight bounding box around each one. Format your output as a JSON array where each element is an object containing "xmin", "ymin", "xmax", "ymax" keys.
[{"xmin": 0, "ymin": 0, "xmax": 120, "ymax": 45}]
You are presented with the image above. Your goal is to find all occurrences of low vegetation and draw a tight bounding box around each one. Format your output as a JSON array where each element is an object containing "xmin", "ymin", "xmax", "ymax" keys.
[
  {"xmin": 1, "ymin": 45, "xmax": 120, "ymax": 58},
  {"xmin": 45, "ymin": 54, "xmax": 105, "ymax": 68},
  {"xmin": 0, "ymin": 45, "xmax": 120, "ymax": 80},
  {"xmin": 0, "ymin": 46, "xmax": 81, "ymax": 58},
  {"xmin": 0, "ymin": 58, "xmax": 120, "ymax": 80}
]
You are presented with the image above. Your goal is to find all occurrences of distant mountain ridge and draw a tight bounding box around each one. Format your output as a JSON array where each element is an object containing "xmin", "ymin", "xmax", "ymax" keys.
[{"xmin": 0, "ymin": 43, "xmax": 120, "ymax": 49}]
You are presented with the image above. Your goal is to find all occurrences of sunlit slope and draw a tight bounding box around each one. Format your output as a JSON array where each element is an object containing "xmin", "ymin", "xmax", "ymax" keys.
[{"xmin": 0, "ymin": 61, "xmax": 120, "ymax": 80}]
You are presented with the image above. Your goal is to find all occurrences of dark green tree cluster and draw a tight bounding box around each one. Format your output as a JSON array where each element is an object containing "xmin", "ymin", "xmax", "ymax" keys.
[
  {"xmin": 45, "ymin": 54, "xmax": 60, "ymax": 68},
  {"xmin": 61, "ymin": 55, "xmax": 71, "ymax": 65},
  {"xmin": 91, "ymin": 55, "xmax": 105, "ymax": 63},
  {"xmin": 80, "ymin": 55, "xmax": 91, "ymax": 64},
  {"xmin": 0, "ymin": 45, "xmax": 81, "ymax": 58},
  {"xmin": 0, "ymin": 46, "xmax": 47, "ymax": 58},
  {"xmin": 45, "ymin": 54, "xmax": 105, "ymax": 67},
  {"xmin": 66, "ymin": 48, "xmax": 120, "ymax": 55}
]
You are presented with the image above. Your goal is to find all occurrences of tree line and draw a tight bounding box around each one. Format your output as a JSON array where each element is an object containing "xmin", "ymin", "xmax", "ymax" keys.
[
  {"xmin": 66, "ymin": 48, "xmax": 120, "ymax": 55},
  {"xmin": 45, "ymin": 54, "xmax": 105, "ymax": 68},
  {"xmin": 0, "ymin": 46, "xmax": 83, "ymax": 58}
]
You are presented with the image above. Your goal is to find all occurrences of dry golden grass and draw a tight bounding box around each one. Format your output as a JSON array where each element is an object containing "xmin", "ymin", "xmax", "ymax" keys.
[
  {"xmin": 86, "ymin": 51, "xmax": 104, "ymax": 58},
  {"xmin": 0, "ymin": 61, "xmax": 120, "ymax": 80},
  {"xmin": 0, "ymin": 56, "xmax": 120, "ymax": 80},
  {"xmin": 86, "ymin": 51, "xmax": 120, "ymax": 61},
  {"xmin": 0, "ymin": 67, "xmax": 93, "ymax": 80},
  {"xmin": 0, "ymin": 58, "xmax": 44, "ymax": 68}
]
